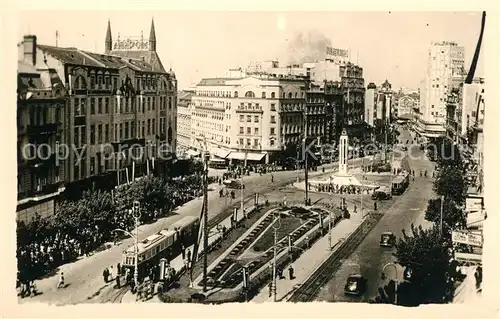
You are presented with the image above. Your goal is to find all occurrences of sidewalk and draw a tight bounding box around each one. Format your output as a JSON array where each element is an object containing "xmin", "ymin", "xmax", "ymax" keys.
[
  {"xmin": 251, "ymin": 217, "xmax": 364, "ymax": 303},
  {"xmin": 121, "ymin": 197, "xmax": 257, "ymax": 303}
]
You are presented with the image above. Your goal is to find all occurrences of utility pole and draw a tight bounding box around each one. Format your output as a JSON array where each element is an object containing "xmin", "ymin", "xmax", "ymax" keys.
[
  {"xmin": 328, "ymin": 207, "xmax": 332, "ymax": 249},
  {"xmin": 240, "ymin": 174, "xmax": 244, "ymax": 218},
  {"xmin": 132, "ymin": 201, "xmax": 141, "ymax": 290},
  {"xmin": 202, "ymin": 138, "xmax": 209, "ymax": 292},
  {"xmin": 271, "ymin": 212, "xmax": 280, "ymax": 302},
  {"xmin": 304, "ymin": 105, "xmax": 309, "ymax": 205}
]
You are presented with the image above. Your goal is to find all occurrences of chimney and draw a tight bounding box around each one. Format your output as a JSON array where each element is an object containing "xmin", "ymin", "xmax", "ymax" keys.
[{"xmin": 23, "ymin": 35, "xmax": 37, "ymax": 66}]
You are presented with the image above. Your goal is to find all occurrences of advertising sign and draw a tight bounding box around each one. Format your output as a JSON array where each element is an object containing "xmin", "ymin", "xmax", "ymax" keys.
[
  {"xmin": 454, "ymin": 252, "xmax": 482, "ymax": 263},
  {"xmin": 326, "ymin": 47, "xmax": 349, "ymax": 57},
  {"xmin": 113, "ymin": 38, "xmax": 149, "ymax": 51},
  {"xmin": 452, "ymin": 230, "xmax": 483, "ymax": 247},
  {"xmin": 465, "ymin": 196, "xmax": 483, "ymax": 212}
]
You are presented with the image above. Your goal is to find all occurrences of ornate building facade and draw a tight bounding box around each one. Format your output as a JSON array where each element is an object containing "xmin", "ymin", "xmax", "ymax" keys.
[{"xmin": 17, "ymin": 19, "xmax": 177, "ymax": 200}]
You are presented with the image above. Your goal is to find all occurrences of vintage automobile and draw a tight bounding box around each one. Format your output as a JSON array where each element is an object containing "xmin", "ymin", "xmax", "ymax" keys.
[
  {"xmin": 223, "ymin": 179, "xmax": 245, "ymax": 189},
  {"xmin": 379, "ymin": 232, "xmax": 396, "ymax": 247},
  {"xmin": 371, "ymin": 187, "xmax": 392, "ymax": 200},
  {"xmin": 344, "ymin": 274, "xmax": 366, "ymax": 296}
]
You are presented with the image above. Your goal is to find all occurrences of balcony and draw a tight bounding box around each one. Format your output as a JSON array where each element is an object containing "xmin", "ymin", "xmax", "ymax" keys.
[
  {"xmin": 235, "ymin": 105, "xmax": 263, "ymax": 114},
  {"xmin": 26, "ymin": 123, "xmax": 60, "ymax": 136}
]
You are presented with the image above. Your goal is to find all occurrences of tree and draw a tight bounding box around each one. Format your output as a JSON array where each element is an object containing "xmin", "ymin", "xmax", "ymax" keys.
[
  {"xmin": 433, "ymin": 161, "xmax": 467, "ymax": 205},
  {"xmin": 425, "ymin": 197, "xmax": 466, "ymax": 234},
  {"xmin": 391, "ymin": 224, "xmax": 453, "ymax": 304}
]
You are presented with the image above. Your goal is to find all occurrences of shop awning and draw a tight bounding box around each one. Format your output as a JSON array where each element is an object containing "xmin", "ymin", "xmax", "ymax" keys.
[
  {"xmin": 210, "ymin": 148, "xmax": 230, "ymax": 159},
  {"xmin": 227, "ymin": 152, "xmax": 266, "ymax": 161}
]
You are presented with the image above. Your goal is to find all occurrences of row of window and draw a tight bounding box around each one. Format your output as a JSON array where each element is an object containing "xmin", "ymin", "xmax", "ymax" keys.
[
  {"xmin": 195, "ymin": 90, "xmax": 306, "ymax": 100},
  {"xmin": 75, "ymin": 96, "xmax": 173, "ymax": 116},
  {"xmin": 239, "ymin": 115, "xmax": 260, "ymax": 123},
  {"xmin": 21, "ymin": 106, "xmax": 62, "ymax": 128},
  {"xmin": 75, "ymin": 74, "xmax": 174, "ymax": 92}
]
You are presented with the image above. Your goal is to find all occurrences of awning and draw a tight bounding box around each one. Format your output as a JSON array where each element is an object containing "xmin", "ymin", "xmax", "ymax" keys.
[
  {"xmin": 210, "ymin": 147, "xmax": 230, "ymax": 159},
  {"xmin": 227, "ymin": 152, "xmax": 266, "ymax": 161}
]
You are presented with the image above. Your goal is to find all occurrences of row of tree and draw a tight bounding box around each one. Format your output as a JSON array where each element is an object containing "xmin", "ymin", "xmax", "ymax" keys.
[{"xmin": 374, "ymin": 138, "xmax": 468, "ymax": 306}]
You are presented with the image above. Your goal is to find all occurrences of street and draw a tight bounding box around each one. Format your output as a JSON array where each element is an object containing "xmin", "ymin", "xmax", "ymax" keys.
[
  {"xmin": 315, "ymin": 127, "xmax": 436, "ymax": 303},
  {"xmin": 19, "ymin": 157, "xmax": 368, "ymax": 305}
]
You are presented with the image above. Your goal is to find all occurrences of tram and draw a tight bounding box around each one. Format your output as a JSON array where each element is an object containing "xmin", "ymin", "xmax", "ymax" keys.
[
  {"xmin": 121, "ymin": 215, "xmax": 200, "ymax": 280},
  {"xmin": 391, "ymin": 172, "xmax": 410, "ymax": 195}
]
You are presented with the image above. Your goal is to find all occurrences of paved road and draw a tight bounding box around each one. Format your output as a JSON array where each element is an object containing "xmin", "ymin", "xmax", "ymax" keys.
[
  {"xmin": 316, "ymin": 126, "xmax": 436, "ymax": 303},
  {"xmin": 19, "ymin": 156, "xmax": 369, "ymax": 305}
]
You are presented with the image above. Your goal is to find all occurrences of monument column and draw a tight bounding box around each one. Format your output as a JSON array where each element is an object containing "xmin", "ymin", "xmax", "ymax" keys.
[{"xmin": 339, "ymin": 129, "xmax": 348, "ymax": 175}]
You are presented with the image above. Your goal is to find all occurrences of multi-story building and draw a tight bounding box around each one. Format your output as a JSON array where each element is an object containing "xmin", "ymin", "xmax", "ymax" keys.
[
  {"xmin": 417, "ymin": 41, "xmax": 465, "ymax": 138},
  {"xmin": 189, "ymin": 70, "xmax": 307, "ymax": 164},
  {"xmin": 364, "ymin": 82, "xmax": 377, "ymax": 127},
  {"xmin": 305, "ymin": 82, "xmax": 327, "ymax": 143},
  {"xmin": 176, "ymin": 89, "xmax": 194, "ymax": 152},
  {"xmin": 17, "ymin": 19, "xmax": 177, "ymax": 193},
  {"xmin": 17, "ymin": 48, "xmax": 67, "ymax": 223}
]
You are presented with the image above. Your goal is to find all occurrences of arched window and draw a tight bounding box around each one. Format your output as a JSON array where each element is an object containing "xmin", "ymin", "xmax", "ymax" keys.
[
  {"xmin": 288, "ymin": 92, "xmax": 293, "ymax": 99},
  {"xmin": 234, "ymin": 91, "xmax": 238, "ymax": 98},
  {"xmin": 282, "ymin": 92, "xmax": 286, "ymax": 98},
  {"xmin": 262, "ymin": 92, "xmax": 266, "ymax": 98},
  {"xmin": 271, "ymin": 92, "xmax": 275, "ymax": 98},
  {"xmin": 245, "ymin": 91, "xmax": 255, "ymax": 98},
  {"xmin": 75, "ymin": 76, "xmax": 87, "ymax": 89},
  {"xmin": 295, "ymin": 92, "xmax": 298, "ymax": 98}
]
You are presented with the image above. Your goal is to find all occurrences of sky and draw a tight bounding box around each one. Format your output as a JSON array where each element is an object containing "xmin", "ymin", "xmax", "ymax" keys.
[{"xmin": 18, "ymin": 11, "xmax": 485, "ymax": 90}]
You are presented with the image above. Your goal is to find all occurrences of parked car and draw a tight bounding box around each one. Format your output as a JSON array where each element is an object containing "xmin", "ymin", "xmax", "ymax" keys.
[
  {"xmin": 379, "ymin": 232, "xmax": 396, "ymax": 247},
  {"xmin": 344, "ymin": 274, "xmax": 367, "ymax": 296},
  {"xmin": 371, "ymin": 187, "xmax": 392, "ymax": 200},
  {"xmin": 223, "ymin": 179, "xmax": 245, "ymax": 189}
]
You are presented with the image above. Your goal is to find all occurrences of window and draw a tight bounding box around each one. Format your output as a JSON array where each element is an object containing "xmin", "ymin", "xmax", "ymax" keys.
[
  {"xmin": 105, "ymin": 98, "xmax": 109, "ymax": 114},
  {"xmin": 120, "ymin": 123, "xmax": 124, "ymax": 139},
  {"xmin": 147, "ymin": 98, "xmax": 151, "ymax": 111},
  {"xmin": 271, "ymin": 103, "xmax": 276, "ymax": 111},
  {"xmin": 142, "ymin": 121, "xmax": 145, "ymax": 137},
  {"xmin": 147, "ymin": 119, "xmax": 151, "ymax": 135},
  {"xmin": 98, "ymin": 98, "xmax": 102, "ymax": 114},
  {"xmin": 91, "ymin": 98, "xmax": 96, "ymax": 114},
  {"xmin": 97, "ymin": 124, "xmax": 102, "ymax": 144},
  {"xmin": 288, "ymin": 92, "xmax": 292, "ymax": 99},
  {"xmin": 271, "ymin": 92, "xmax": 275, "ymax": 98},
  {"xmin": 125, "ymin": 122, "xmax": 129, "ymax": 139},
  {"xmin": 247, "ymin": 127, "xmax": 251, "ymax": 134},
  {"xmin": 239, "ymin": 127, "xmax": 244, "ymax": 134},
  {"xmin": 90, "ymin": 125, "xmax": 96, "ymax": 144},
  {"xmin": 80, "ymin": 126, "xmax": 86, "ymax": 144},
  {"xmin": 131, "ymin": 122, "xmax": 135, "ymax": 137},
  {"xmin": 240, "ymin": 115, "xmax": 244, "ymax": 122},
  {"xmin": 152, "ymin": 97, "xmax": 155, "ymax": 111},
  {"xmin": 234, "ymin": 91, "xmax": 238, "ymax": 98},
  {"xmin": 90, "ymin": 75, "xmax": 95, "ymax": 88},
  {"xmin": 254, "ymin": 115, "xmax": 259, "ymax": 123},
  {"xmin": 271, "ymin": 116, "xmax": 276, "ymax": 123},
  {"xmin": 239, "ymin": 138, "xmax": 244, "ymax": 145},
  {"xmin": 105, "ymin": 124, "xmax": 109, "ymax": 143},
  {"xmin": 152, "ymin": 119, "xmax": 156, "ymax": 135},
  {"xmin": 262, "ymin": 92, "xmax": 266, "ymax": 98},
  {"xmin": 436, "ymin": 84, "xmax": 439, "ymax": 88},
  {"xmin": 254, "ymin": 139, "xmax": 259, "ymax": 146},
  {"xmin": 90, "ymin": 157, "xmax": 95, "ymax": 175},
  {"xmin": 247, "ymin": 115, "xmax": 251, "ymax": 122},
  {"xmin": 270, "ymin": 127, "xmax": 275, "ymax": 135},
  {"xmin": 245, "ymin": 91, "xmax": 255, "ymax": 98},
  {"xmin": 431, "ymin": 105, "xmax": 434, "ymax": 108},
  {"xmin": 255, "ymin": 127, "xmax": 259, "ymax": 135},
  {"xmin": 270, "ymin": 139, "xmax": 275, "ymax": 146},
  {"xmin": 114, "ymin": 124, "xmax": 118, "ymax": 140}
]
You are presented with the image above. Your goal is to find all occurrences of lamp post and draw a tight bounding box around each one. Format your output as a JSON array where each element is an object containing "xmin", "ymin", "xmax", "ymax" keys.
[
  {"xmin": 271, "ymin": 211, "xmax": 281, "ymax": 302},
  {"xmin": 195, "ymin": 135, "xmax": 210, "ymax": 292},
  {"xmin": 382, "ymin": 262, "xmax": 399, "ymax": 305}
]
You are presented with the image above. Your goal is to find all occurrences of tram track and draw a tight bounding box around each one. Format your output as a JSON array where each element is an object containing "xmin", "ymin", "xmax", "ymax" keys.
[{"xmin": 287, "ymin": 213, "xmax": 384, "ymax": 302}]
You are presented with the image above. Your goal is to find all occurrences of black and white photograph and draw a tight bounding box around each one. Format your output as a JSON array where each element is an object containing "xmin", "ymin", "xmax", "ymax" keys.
[{"xmin": 4, "ymin": 4, "xmax": 498, "ymax": 315}]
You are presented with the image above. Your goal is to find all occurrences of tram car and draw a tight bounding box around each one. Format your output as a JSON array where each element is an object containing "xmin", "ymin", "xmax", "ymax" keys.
[
  {"xmin": 121, "ymin": 215, "xmax": 199, "ymax": 281},
  {"xmin": 391, "ymin": 172, "xmax": 410, "ymax": 195}
]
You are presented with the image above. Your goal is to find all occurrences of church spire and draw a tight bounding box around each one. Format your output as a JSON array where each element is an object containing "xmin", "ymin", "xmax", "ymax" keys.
[
  {"xmin": 149, "ymin": 18, "xmax": 156, "ymax": 51},
  {"xmin": 105, "ymin": 19, "xmax": 113, "ymax": 53}
]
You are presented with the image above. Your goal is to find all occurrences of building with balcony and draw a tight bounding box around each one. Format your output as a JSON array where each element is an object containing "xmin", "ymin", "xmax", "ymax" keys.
[
  {"xmin": 189, "ymin": 70, "xmax": 307, "ymax": 164},
  {"xmin": 18, "ymin": 19, "xmax": 177, "ymax": 194},
  {"xmin": 17, "ymin": 55, "xmax": 66, "ymax": 223}
]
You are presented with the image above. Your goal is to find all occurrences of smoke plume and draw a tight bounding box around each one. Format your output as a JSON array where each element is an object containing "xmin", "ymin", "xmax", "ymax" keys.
[{"xmin": 284, "ymin": 30, "xmax": 332, "ymax": 65}]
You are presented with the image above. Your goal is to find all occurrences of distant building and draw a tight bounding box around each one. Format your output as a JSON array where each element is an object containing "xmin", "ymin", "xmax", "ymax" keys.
[
  {"xmin": 176, "ymin": 89, "xmax": 194, "ymax": 152},
  {"xmin": 17, "ymin": 49, "xmax": 67, "ymax": 223},
  {"xmin": 364, "ymin": 83, "xmax": 376, "ymax": 127},
  {"xmin": 417, "ymin": 41, "xmax": 465, "ymax": 138}
]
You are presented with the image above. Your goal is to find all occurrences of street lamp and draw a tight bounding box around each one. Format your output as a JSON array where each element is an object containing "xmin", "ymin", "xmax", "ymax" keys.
[{"xmin": 381, "ymin": 262, "xmax": 399, "ymax": 305}]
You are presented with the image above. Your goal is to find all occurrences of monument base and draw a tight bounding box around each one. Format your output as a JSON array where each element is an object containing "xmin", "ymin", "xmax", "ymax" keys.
[{"xmin": 329, "ymin": 173, "xmax": 362, "ymax": 187}]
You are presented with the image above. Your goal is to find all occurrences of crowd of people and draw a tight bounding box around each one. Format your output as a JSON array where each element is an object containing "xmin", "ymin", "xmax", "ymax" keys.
[
  {"xmin": 16, "ymin": 171, "xmax": 213, "ymax": 298},
  {"xmin": 310, "ymin": 183, "xmax": 371, "ymax": 195}
]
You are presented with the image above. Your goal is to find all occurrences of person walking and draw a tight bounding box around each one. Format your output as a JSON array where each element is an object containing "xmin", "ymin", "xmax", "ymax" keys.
[
  {"xmin": 115, "ymin": 272, "xmax": 121, "ymax": 289},
  {"xmin": 57, "ymin": 272, "xmax": 65, "ymax": 289},
  {"xmin": 109, "ymin": 265, "xmax": 115, "ymax": 281},
  {"xmin": 103, "ymin": 267, "xmax": 109, "ymax": 283},
  {"xmin": 268, "ymin": 282, "xmax": 273, "ymax": 298},
  {"xmin": 117, "ymin": 263, "xmax": 121, "ymax": 276},
  {"xmin": 187, "ymin": 249, "xmax": 192, "ymax": 265},
  {"xmin": 288, "ymin": 264, "xmax": 295, "ymax": 280}
]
